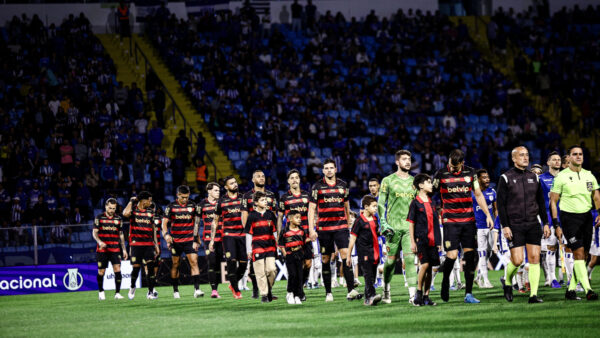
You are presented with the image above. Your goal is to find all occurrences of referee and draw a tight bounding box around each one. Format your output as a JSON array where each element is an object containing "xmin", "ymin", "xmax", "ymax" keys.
[
  {"xmin": 550, "ymin": 145, "xmax": 600, "ymax": 301},
  {"xmin": 497, "ymin": 146, "xmax": 550, "ymax": 303}
]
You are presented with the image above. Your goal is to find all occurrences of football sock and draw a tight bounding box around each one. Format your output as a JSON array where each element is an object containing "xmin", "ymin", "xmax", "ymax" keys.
[
  {"xmin": 114, "ymin": 272, "xmax": 122, "ymax": 293},
  {"xmin": 529, "ymin": 263, "xmax": 540, "ymax": 296},
  {"xmin": 505, "ymin": 262, "xmax": 519, "ymax": 287},
  {"xmin": 342, "ymin": 259, "xmax": 354, "ymax": 293},
  {"xmin": 574, "ymin": 260, "xmax": 592, "ymax": 292},
  {"xmin": 193, "ymin": 274, "xmax": 200, "ymax": 291},
  {"xmin": 383, "ymin": 258, "xmax": 395, "ymax": 284},
  {"xmin": 322, "ymin": 261, "xmax": 332, "ymax": 293},
  {"xmin": 97, "ymin": 274, "xmax": 104, "ymax": 292},
  {"xmin": 464, "ymin": 251, "xmax": 476, "ymax": 294}
]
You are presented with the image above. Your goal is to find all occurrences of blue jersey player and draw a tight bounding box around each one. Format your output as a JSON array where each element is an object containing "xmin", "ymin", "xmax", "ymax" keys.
[
  {"xmin": 472, "ymin": 169, "xmax": 498, "ymax": 288},
  {"xmin": 538, "ymin": 152, "xmax": 562, "ymax": 288}
]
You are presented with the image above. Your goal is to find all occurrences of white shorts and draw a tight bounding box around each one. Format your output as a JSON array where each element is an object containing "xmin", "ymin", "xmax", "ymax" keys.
[
  {"xmin": 351, "ymin": 256, "xmax": 358, "ymax": 266},
  {"xmin": 499, "ymin": 228, "xmax": 510, "ymax": 254},
  {"xmin": 541, "ymin": 227, "xmax": 558, "ymax": 251},
  {"xmin": 477, "ymin": 228, "xmax": 494, "ymax": 252},
  {"xmin": 590, "ymin": 228, "xmax": 600, "ymax": 257}
]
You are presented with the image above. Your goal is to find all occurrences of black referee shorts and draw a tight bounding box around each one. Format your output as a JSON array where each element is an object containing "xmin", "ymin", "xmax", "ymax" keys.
[
  {"xmin": 97, "ymin": 252, "xmax": 121, "ymax": 269},
  {"xmin": 223, "ymin": 236, "xmax": 247, "ymax": 261},
  {"xmin": 443, "ymin": 222, "xmax": 476, "ymax": 251},
  {"xmin": 319, "ymin": 229, "xmax": 349, "ymax": 255},
  {"xmin": 508, "ymin": 223, "xmax": 542, "ymax": 249},
  {"xmin": 560, "ymin": 211, "xmax": 593, "ymax": 252}
]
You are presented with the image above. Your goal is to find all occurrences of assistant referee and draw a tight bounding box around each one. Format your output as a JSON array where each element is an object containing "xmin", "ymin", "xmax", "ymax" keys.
[
  {"xmin": 497, "ymin": 146, "xmax": 550, "ymax": 304},
  {"xmin": 550, "ymin": 145, "xmax": 600, "ymax": 301}
]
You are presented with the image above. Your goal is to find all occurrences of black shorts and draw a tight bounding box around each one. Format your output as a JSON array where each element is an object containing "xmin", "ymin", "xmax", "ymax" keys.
[
  {"xmin": 204, "ymin": 240, "xmax": 225, "ymax": 262},
  {"xmin": 560, "ymin": 211, "xmax": 593, "ymax": 252},
  {"xmin": 508, "ymin": 223, "xmax": 542, "ymax": 249},
  {"xmin": 303, "ymin": 242, "xmax": 314, "ymax": 260},
  {"xmin": 130, "ymin": 246, "xmax": 156, "ymax": 265},
  {"xmin": 97, "ymin": 251, "xmax": 121, "ymax": 269},
  {"xmin": 318, "ymin": 229, "xmax": 349, "ymax": 255},
  {"xmin": 443, "ymin": 222, "xmax": 476, "ymax": 251},
  {"xmin": 170, "ymin": 241, "xmax": 196, "ymax": 256},
  {"xmin": 223, "ymin": 236, "xmax": 247, "ymax": 261},
  {"xmin": 417, "ymin": 244, "xmax": 440, "ymax": 266}
]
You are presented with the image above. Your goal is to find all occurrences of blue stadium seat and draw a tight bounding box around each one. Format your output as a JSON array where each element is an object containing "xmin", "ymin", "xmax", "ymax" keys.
[
  {"xmin": 377, "ymin": 155, "xmax": 387, "ymax": 165},
  {"xmin": 312, "ymin": 148, "xmax": 321, "ymax": 157},
  {"xmin": 240, "ymin": 150, "xmax": 249, "ymax": 160},
  {"xmin": 235, "ymin": 160, "xmax": 245, "ymax": 168},
  {"xmin": 215, "ymin": 131, "xmax": 224, "ymax": 142},
  {"xmin": 321, "ymin": 148, "xmax": 332, "ymax": 158},
  {"xmin": 228, "ymin": 151, "xmax": 240, "ymax": 161}
]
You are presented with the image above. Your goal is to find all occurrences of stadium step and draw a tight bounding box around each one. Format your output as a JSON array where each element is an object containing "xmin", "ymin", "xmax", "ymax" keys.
[
  {"xmin": 451, "ymin": 16, "xmax": 597, "ymax": 159},
  {"xmin": 130, "ymin": 35, "xmax": 238, "ymax": 184}
]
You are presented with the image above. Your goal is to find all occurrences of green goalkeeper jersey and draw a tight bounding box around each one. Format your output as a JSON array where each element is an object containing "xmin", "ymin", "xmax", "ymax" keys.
[{"xmin": 378, "ymin": 173, "xmax": 416, "ymax": 231}]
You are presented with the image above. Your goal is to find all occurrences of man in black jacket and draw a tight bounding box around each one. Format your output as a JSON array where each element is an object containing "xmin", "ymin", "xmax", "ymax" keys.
[{"xmin": 497, "ymin": 146, "xmax": 550, "ymax": 304}]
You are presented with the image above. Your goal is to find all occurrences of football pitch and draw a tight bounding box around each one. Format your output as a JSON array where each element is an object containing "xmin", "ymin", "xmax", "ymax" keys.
[{"xmin": 1, "ymin": 270, "xmax": 598, "ymax": 337}]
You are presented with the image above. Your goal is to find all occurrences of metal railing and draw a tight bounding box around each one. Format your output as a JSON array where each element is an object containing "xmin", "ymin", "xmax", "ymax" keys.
[{"xmin": 132, "ymin": 36, "xmax": 220, "ymax": 180}]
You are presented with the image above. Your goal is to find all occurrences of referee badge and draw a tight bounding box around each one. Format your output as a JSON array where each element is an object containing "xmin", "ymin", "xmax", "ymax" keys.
[{"xmin": 587, "ymin": 182, "xmax": 593, "ymax": 192}]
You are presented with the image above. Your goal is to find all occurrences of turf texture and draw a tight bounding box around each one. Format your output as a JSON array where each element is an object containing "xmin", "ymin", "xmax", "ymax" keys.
[{"xmin": 1, "ymin": 270, "xmax": 598, "ymax": 337}]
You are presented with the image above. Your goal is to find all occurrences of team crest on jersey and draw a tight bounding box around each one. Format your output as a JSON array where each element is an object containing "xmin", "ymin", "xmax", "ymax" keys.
[
  {"xmin": 587, "ymin": 182, "xmax": 594, "ymax": 192},
  {"xmin": 98, "ymin": 262, "xmax": 102, "ymax": 268},
  {"xmin": 465, "ymin": 177, "xmax": 471, "ymax": 183},
  {"xmin": 302, "ymin": 198, "xmax": 308, "ymax": 204},
  {"xmin": 205, "ymin": 250, "xmax": 210, "ymax": 255},
  {"xmin": 225, "ymin": 252, "xmax": 231, "ymax": 258},
  {"xmin": 445, "ymin": 241, "xmax": 451, "ymax": 249},
  {"xmin": 338, "ymin": 188, "xmax": 344, "ymax": 195},
  {"xmin": 132, "ymin": 257, "xmax": 136, "ymax": 263},
  {"xmin": 188, "ymin": 207, "xmax": 193, "ymax": 213}
]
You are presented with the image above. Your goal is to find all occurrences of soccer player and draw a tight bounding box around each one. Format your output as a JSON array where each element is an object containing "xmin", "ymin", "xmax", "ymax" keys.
[
  {"xmin": 93, "ymin": 198, "xmax": 127, "ymax": 300},
  {"xmin": 278, "ymin": 169, "xmax": 312, "ymax": 300},
  {"xmin": 407, "ymin": 174, "xmax": 441, "ymax": 306},
  {"xmin": 198, "ymin": 182, "xmax": 223, "ymax": 298},
  {"xmin": 497, "ymin": 146, "xmax": 550, "ymax": 303},
  {"xmin": 123, "ymin": 191, "xmax": 158, "ymax": 300},
  {"xmin": 279, "ymin": 210, "xmax": 307, "ymax": 304},
  {"xmin": 368, "ymin": 178, "xmax": 380, "ymax": 198},
  {"xmin": 434, "ymin": 149, "xmax": 494, "ymax": 303},
  {"xmin": 550, "ymin": 145, "xmax": 600, "ymax": 301},
  {"xmin": 162, "ymin": 185, "xmax": 204, "ymax": 298},
  {"xmin": 348, "ymin": 195, "xmax": 382, "ymax": 306},
  {"xmin": 308, "ymin": 159, "xmax": 361, "ymax": 302},
  {"xmin": 472, "ymin": 169, "xmax": 498, "ymax": 288},
  {"xmin": 210, "ymin": 176, "xmax": 245, "ymax": 299},
  {"xmin": 377, "ymin": 150, "xmax": 417, "ymax": 304},
  {"xmin": 242, "ymin": 170, "xmax": 278, "ymax": 299},
  {"xmin": 539, "ymin": 151, "xmax": 562, "ymax": 288},
  {"xmin": 244, "ymin": 191, "xmax": 279, "ymax": 303}
]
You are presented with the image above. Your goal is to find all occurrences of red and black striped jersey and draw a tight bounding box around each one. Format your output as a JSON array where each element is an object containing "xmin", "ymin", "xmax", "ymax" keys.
[
  {"xmin": 164, "ymin": 201, "xmax": 198, "ymax": 243},
  {"xmin": 310, "ymin": 178, "xmax": 349, "ymax": 232},
  {"xmin": 279, "ymin": 190, "xmax": 310, "ymax": 231},
  {"xmin": 242, "ymin": 189, "xmax": 278, "ymax": 213},
  {"xmin": 94, "ymin": 213, "xmax": 123, "ymax": 253},
  {"xmin": 216, "ymin": 193, "xmax": 244, "ymax": 237},
  {"xmin": 198, "ymin": 198, "xmax": 223, "ymax": 242},
  {"xmin": 433, "ymin": 165, "xmax": 477, "ymax": 226},
  {"xmin": 278, "ymin": 226, "xmax": 306, "ymax": 257},
  {"xmin": 244, "ymin": 210, "xmax": 278, "ymax": 260},
  {"xmin": 128, "ymin": 207, "xmax": 156, "ymax": 247}
]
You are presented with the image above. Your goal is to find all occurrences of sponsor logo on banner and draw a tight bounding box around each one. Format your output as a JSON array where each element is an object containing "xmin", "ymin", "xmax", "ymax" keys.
[
  {"xmin": 0, "ymin": 264, "xmax": 99, "ymax": 296},
  {"xmin": 102, "ymin": 261, "xmax": 141, "ymax": 291}
]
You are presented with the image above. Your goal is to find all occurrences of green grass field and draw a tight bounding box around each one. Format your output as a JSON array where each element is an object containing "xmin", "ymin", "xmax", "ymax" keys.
[{"xmin": 1, "ymin": 270, "xmax": 599, "ymax": 337}]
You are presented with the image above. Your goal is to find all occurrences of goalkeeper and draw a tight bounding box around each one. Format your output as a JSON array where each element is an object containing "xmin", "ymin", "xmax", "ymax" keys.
[{"xmin": 377, "ymin": 150, "xmax": 417, "ymax": 304}]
